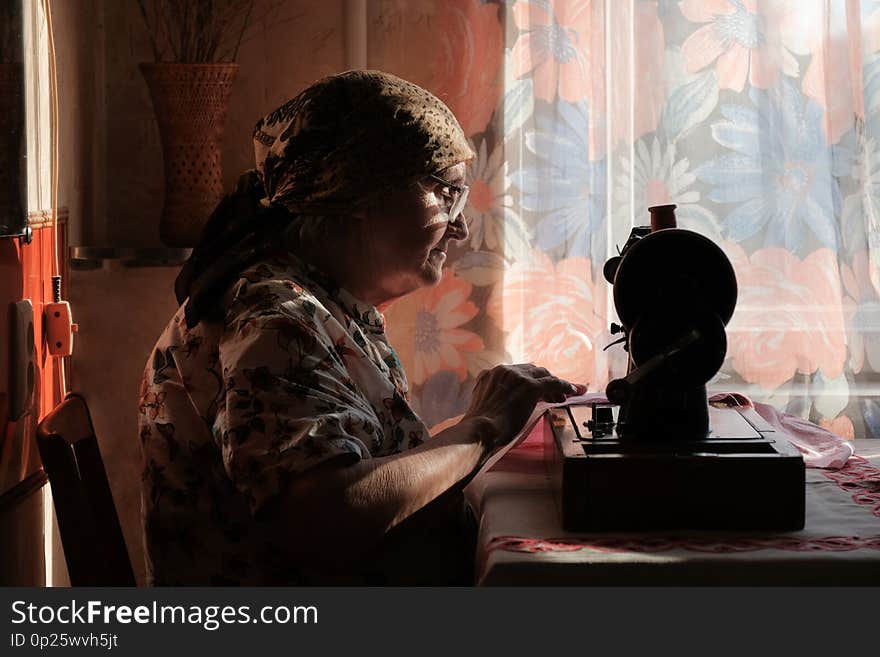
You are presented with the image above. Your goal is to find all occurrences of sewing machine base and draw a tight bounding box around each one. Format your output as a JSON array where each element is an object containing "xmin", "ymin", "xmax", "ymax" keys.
[{"xmin": 544, "ymin": 404, "xmax": 805, "ymax": 532}]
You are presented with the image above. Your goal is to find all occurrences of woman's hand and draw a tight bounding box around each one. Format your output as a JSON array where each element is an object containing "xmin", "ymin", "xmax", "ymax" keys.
[{"xmin": 463, "ymin": 364, "xmax": 587, "ymax": 450}]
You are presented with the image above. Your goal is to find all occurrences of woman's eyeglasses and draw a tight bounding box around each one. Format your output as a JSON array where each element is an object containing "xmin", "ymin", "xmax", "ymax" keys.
[{"xmin": 427, "ymin": 174, "xmax": 470, "ymax": 223}]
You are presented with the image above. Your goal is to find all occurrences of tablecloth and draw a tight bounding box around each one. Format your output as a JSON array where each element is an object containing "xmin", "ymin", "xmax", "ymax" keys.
[{"xmin": 465, "ymin": 420, "xmax": 880, "ymax": 585}]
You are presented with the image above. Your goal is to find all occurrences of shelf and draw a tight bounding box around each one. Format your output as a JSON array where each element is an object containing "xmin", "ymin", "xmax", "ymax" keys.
[{"xmin": 69, "ymin": 246, "xmax": 191, "ymax": 269}]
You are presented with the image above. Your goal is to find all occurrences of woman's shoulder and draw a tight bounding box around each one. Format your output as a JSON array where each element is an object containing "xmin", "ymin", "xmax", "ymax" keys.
[{"xmin": 222, "ymin": 254, "xmax": 333, "ymax": 338}]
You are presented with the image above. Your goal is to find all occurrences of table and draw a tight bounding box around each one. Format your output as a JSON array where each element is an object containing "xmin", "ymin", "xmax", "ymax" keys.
[{"xmin": 466, "ymin": 419, "xmax": 880, "ymax": 585}]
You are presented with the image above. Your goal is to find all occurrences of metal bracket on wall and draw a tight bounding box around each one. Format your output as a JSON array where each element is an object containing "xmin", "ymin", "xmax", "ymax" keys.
[
  {"xmin": 69, "ymin": 247, "xmax": 191, "ymax": 270},
  {"xmin": 0, "ymin": 226, "xmax": 33, "ymax": 244}
]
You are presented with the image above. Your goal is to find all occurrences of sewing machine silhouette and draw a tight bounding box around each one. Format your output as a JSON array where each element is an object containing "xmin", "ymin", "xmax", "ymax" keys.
[{"xmin": 545, "ymin": 205, "xmax": 805, "ymax": 532}]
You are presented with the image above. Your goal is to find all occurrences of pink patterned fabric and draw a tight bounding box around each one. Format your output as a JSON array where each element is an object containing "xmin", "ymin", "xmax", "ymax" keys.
[{"xmin": 708, "ymin": 392, "xmax": 854, "ymax": 469}]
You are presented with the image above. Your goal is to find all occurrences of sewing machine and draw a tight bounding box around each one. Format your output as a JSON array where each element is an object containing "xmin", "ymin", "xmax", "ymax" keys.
[{"xmin": 544, "ymin": 205, "xmax": 805, "ymax": 532}]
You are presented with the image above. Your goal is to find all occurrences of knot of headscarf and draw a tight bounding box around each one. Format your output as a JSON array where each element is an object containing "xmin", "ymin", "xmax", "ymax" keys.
[{"xmin": 175, "ymin": 70, "xmax": 474, "ymax": 328}]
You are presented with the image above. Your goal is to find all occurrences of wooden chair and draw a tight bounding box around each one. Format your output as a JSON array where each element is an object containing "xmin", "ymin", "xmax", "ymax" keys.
[{"xmin": 37, "ymin": 393, "xmax": 135, "ymax": 586}]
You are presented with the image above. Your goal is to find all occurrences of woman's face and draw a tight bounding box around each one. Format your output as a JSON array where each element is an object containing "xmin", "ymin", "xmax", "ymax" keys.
[{"xmin": 361, "ymin": 162, "xmax": 469, "ymax": 300}]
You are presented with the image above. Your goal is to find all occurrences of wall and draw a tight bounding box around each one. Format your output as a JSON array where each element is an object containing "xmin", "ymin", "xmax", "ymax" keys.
[
  {"xmin": 52, "ymin": 0, "xmax": 350, "ymax": 585},
  {"xmin": 51, "ymin": 0, "xmax": 103, "ymax": 248},
  {"xmin": 66, "ymin": 262, "xmax": 179, "ymax": 587}
]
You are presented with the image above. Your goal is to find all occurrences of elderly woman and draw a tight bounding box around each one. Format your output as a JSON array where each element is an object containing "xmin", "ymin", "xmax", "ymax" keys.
[{"xmin": 138, "ymin": 70, "xmax": 583, "ymax": 585}]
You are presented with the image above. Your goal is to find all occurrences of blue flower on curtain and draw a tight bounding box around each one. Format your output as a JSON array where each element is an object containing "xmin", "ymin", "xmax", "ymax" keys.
[
  {"xmin": 510, "ymin": 100, "xmax": 607, "ymax": 263},
  {"xmin": 695, "ymin": 79, "xmax": 841, "ymax": 254}
]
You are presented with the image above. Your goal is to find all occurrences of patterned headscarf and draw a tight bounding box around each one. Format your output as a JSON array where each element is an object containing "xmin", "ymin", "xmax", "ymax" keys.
[
  {"xmin": 252, "ymin": 69, "xmax": 474, "ymax": 212},
  {"xmin": 175, "ymin": 70, "xmax": 473, "ymax": 327}
]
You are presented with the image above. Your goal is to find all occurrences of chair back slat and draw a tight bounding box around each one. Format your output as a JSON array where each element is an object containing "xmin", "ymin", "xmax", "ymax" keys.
[{"xmin": 37, "ymin": 394, "xmax": 135, "ymax": 586}]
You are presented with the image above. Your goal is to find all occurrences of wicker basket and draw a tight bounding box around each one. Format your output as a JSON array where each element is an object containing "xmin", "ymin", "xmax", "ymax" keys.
[{"xmin": 140, "ymin": 63, "xmax": 238, "ymax": 247}]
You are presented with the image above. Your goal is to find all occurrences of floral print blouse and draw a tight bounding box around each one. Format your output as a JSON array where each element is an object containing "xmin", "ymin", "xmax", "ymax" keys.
[{"xmin": 138, "ymin": 252, "xmax": 429, "ymax": 585}]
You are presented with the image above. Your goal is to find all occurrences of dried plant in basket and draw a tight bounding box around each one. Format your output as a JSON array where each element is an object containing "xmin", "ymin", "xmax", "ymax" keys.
[
  {"xmin": 136, "ymin": 1, "xmax": 296, "ymax": 245},
  {"xmin": 136, "ymin": 0, "xmax": 260, "ymax": 63}
]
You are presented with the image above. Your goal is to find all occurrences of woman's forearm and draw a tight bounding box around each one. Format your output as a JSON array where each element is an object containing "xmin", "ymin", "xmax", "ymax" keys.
[{"xmin": 275, "ymin": 415, "xmax": 493, "ymax": 566}]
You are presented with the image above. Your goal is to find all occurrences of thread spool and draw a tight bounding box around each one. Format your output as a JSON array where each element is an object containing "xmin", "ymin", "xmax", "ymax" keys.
[{"xmin": 648, "ymin": 204, "xmax": 677, "ymax": 232}]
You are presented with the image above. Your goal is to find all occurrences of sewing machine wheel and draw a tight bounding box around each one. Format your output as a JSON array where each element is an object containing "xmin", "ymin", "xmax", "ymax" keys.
[
  {"xmin": 629, "ymin": 311, "xmax": 727, "ymax": 385},
  {"xmin": 612, "ymin": 229, "xmax": 737, "ymax": 330}
]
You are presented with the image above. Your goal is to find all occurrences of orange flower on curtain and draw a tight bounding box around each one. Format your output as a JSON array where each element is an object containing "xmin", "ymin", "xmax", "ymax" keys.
[
  {"xmin": 724, "ymin": 244, "xmax": 847, "ymax": 390},
  {"xmin": 465, "ymin": 136, "xmax": 532, "ymax": 258},
  {"xmin": 680, "ymin": 0, "xmax": 814, "ymax": 92},
  {"xmin": 431, "ymin": 0, "xmax": 504, "ymax": 136},
  {"xmin": 607, "ymin": 1, "xmax": 666, "ymax": 152},
  {"xmin": 383, "ymin": 271, "xmax": 484, "ymax": 387},
  {"xmin": 510, "ymin": 1, "xmax": 665, "ymax": 156},
  {"xmin": 367, "ymin": 0, "xmax": 502, "ymax": 137},
  {"xmin": 465, "ymin": 138, "xmax": 506, "ymax": 250},
  {"xmin": 510, "ymin": 0, "xmax": 599, "ymax": 104},
  {"xmin": 486, "ymin": 250, "xmax": 605, "ymax": 387}
]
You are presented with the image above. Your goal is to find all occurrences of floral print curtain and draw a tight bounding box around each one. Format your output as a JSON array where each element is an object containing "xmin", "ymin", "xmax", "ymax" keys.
[{"xmin": 371, "ymin": 0, "xmax": 880, "ymax": 441}]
